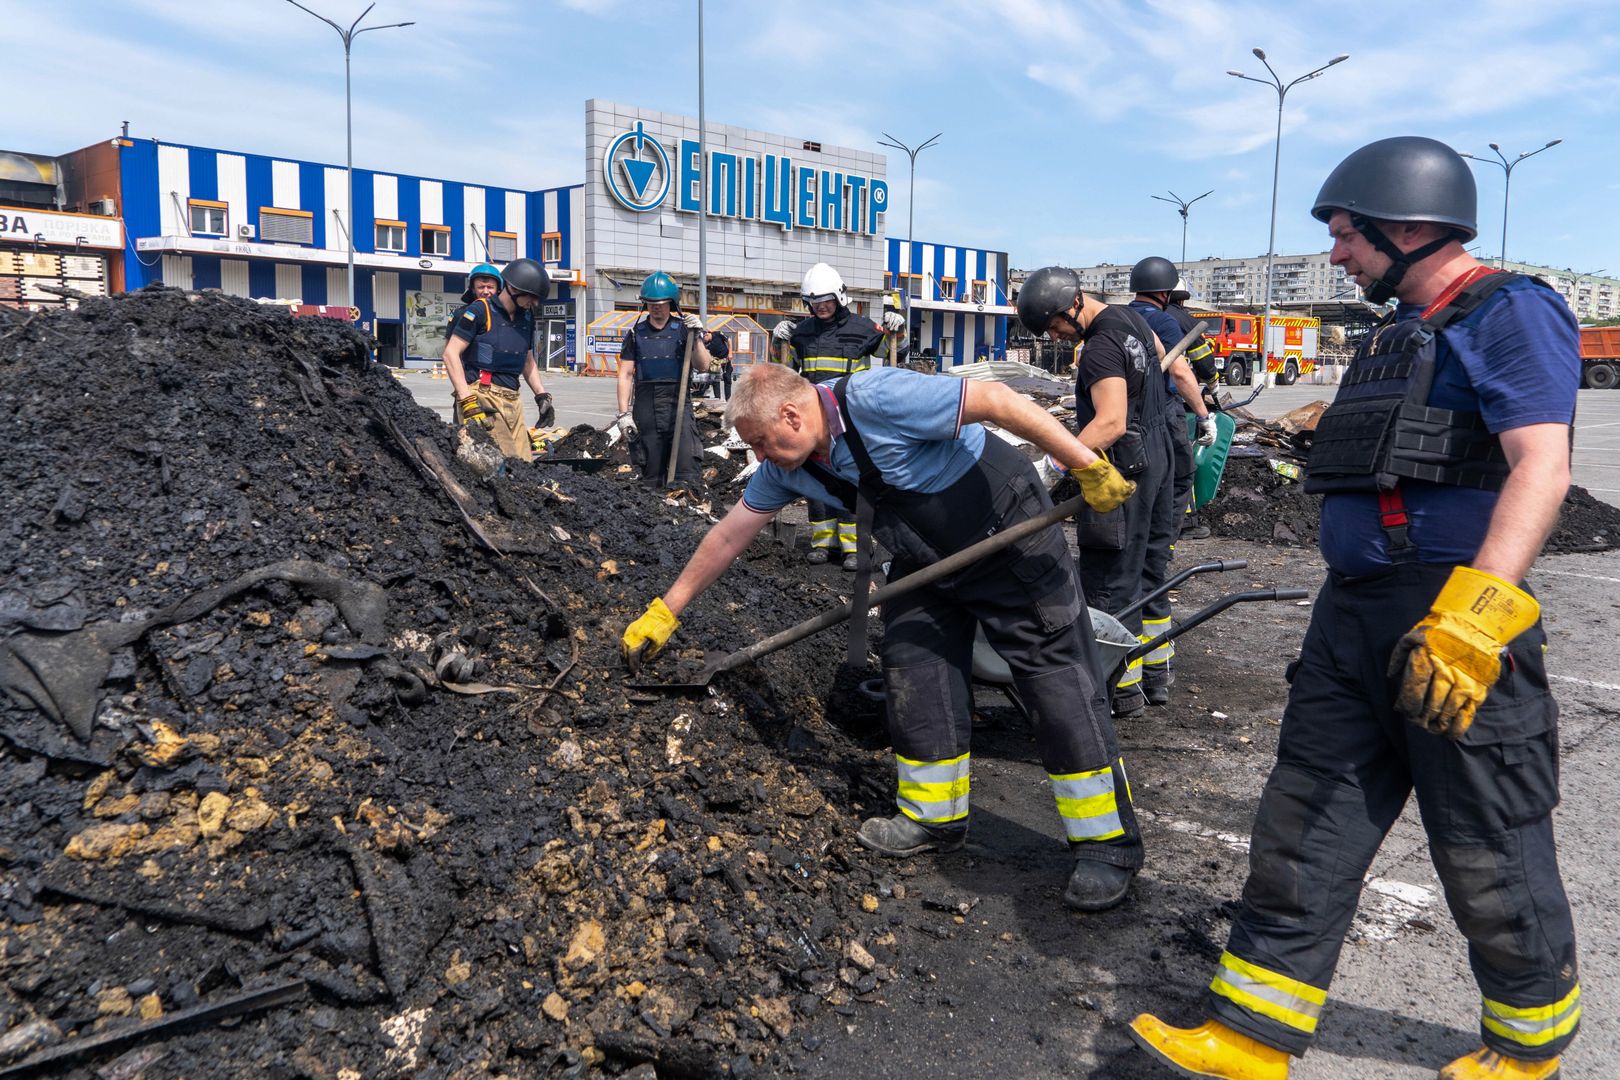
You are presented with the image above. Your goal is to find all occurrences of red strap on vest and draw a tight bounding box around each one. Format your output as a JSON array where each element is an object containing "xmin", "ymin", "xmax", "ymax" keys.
[
  {"xmin": 1421, "ymin": 266, "xmax": 1498, "ymax": 320},
  {"xmin": 1377, "ymin": 487, "xmax": 1417, "ymax": 558}
]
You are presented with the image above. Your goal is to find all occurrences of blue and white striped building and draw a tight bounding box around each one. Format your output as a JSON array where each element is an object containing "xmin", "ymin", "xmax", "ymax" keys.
[
  {"xmin": 122, "ymin": 138, "xmax": 583, "ymax": 367},
  {"xmin": 886, "ymin": 237, "xmax": 1012, "ymax": 366}
]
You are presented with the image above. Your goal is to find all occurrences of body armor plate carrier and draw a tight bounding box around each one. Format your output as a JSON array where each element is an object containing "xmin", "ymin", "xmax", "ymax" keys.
[{"xmin": 1303, "ymin": 271, "xmax": 1547, "ymax": 495}]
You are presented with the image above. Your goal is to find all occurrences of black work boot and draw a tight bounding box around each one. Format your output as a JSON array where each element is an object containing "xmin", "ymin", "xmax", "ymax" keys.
[
  {"xmin": 1144, "ymin": 671, "xmax": 1173, "ymax": 706},
  {"xmin": 856, "ymin": 815, "xmax": 966, "ymax": 857},
  {"xmin": 841, "ymin": 553, "xmax": 859, "ymax": 572},
  {"xmin": 1064, "ymin": 859, "xmax": 1136, "ymax": 912},
  {"xmin": 806, "ymin": 548, "xmax": 830, "ymax": 565},
  {"xmin": 1111, "ymin": 687, "xmax": 1147, "ymax": 718}
]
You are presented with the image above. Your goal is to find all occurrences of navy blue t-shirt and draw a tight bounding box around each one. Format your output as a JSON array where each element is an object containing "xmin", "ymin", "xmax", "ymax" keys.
[
  {"xmin": 1319, "ymin": 274, "xmax": 1579, "ymax": 575},
  {"xmin": 1129, "ymin": 298, "xmax": 1183, "ymax": 399}
]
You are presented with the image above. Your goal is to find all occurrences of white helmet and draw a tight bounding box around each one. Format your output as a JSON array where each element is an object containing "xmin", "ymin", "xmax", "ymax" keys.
[
  {"xmin": 1170, "ymin": 276, "xmax": 1193, "ymax": 303},
  {"xmin": 801, "ymin": 263, "xmax": 848, "ymax": 308}
]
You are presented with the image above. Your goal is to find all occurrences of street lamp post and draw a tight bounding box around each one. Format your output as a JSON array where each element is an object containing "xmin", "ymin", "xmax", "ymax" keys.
[
  {"xmin": 1228, "ymin": 48, "xmax": 1347, "ymax": 384},
  {"xmin": 1150, "ymin": 189, "xmax": 1214, "ymax": 264},
  {"xmin": 877, "ymin": 131, "xmax": 942, "ymax": 338},
  {"xmin": 286, "ymin": 2, "xmax": 414, "ymax": 310},
  {"xmin": 1458, "ymin": 140, "xmax": 1561, "ymax": 266},
  {"xmin": 696, "ymin": 0, "xmax": 708, "ymax": 319}
]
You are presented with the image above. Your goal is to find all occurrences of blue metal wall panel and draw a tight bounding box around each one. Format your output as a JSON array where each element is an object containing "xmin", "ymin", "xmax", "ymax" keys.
[
  {"xmin": 187, "ymin": 148, "xmax": 218, "ymax": 202},
  {"xmin": 300, "ymin": 162, "xmax": 326, "ymax": 247},
  {"xmin": 556, "ymin": 186, "xmax": 572, "ymax": 264},
  {"xmin": 247, "ymin": 260, "xmax": 275, "ymax": 298},
  {"xmin": 484, "ymin": 189, "xmax": 504, "ymax": 236},
  {"xmin": 398, "ymin": 177, "xmax": 421, "ymax": 257},
  {"xmin": 245, "ymin": 156, "xmax": 273, "ymax": 215},
  {"xmin": 444, "ymin": 182, "xmax": 465, "ymax": 261},
  {"xmin": 119, "ymin": 142, "xmax": 162, "ymax": 289},
  {"xmin": 932, "ymin": 245, "xmax": 945, "ymax": 300},
  {"xmin": 192, "ymin": 258, "xmax": 222, "ymax": 292},
  {"xmin": 351, "ymin": 170, "xmax": 375, "ymax": 252},
  {"xmin": 301, "ymin": 265, "xmax": 326, "ymax": 304}
]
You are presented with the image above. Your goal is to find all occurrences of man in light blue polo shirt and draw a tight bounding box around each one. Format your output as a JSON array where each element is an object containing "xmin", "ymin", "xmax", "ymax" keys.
[{"xmin": 621, "ymin": 362, "xmax": 1151, "ymax": 911}]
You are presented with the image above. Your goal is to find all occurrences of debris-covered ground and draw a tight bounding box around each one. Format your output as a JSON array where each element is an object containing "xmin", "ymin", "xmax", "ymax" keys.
[{"xmin": 0, "ymin": 287, "xmax": 898, "ymax": 1078}]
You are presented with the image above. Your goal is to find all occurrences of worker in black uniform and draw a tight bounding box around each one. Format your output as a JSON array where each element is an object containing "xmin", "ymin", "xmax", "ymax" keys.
[
  {"xmin": 613, "ymin": 271, "xmax": 728, "ymax": 490},
  {"xmin": 443, "ymin": 258, "xmax": 554, "ymax": 462},
  {"xmin": 1018, "ymin": 267, "xmax": 1173, "ymax": 718},
  {"xmin": 771, "ymin": 263, "xmax": 905, "ymax": 569},
  {"xmin": 621, "ymin": 361, "xmax": 1146, "ymax": 910},
  {"xmin": 1131, "ymin": 136, "xmax": 1582, "ymax": 1080},
  {"xmin": 1168, "ymin": 278, "xmax": 1220, "ymax": 539},
  {"xmin": 1128, "ymin": 257, "xmax": 1218, "ymax": 704}
]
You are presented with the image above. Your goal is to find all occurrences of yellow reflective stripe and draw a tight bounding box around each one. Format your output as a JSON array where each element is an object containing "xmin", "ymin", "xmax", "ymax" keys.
[
  {"xmin": 1116, "ymin": 655, "xmax": 1143, "ymax": 688},
  {"xmin": 1140, "ymin": 619, "xmax": 1174, "ymax": 665},
  {"xmin": 1210, "ymin": 952, "xmax": 1326, "ymax": 1035},
  {"xmin": 1186, "ymin": 340, "xmax": 1214, "ymax": 362},
  {"xmin": 809, "ymin": 519, "xmax": 837, "ymax": 546},
  {"xmin": 896, "ymin": 752, "xmax": 970, "ymax": 824},
  {"xmin": 800, "ymin": 356, "xmax": 871, "ymax": 373},
  {"xmin": 1050, "ymin": 766, "xmax": 1122, "ymax": 841},
  {"xmin": 1481, "ymin": 986, "xmax": 1582, "ymax": 1047}
]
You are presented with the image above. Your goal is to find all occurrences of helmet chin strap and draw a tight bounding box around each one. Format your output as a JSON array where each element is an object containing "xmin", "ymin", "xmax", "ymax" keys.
[{"xmin": 1351, "ymin": 213, "xmax": 1454, "ymax": 304}]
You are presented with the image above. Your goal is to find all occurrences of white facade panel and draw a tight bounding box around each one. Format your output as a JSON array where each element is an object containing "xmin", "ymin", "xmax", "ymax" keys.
[
  {"xmin": 464, "ymin": 186, "xmax": 486, "ymax": 262},
  {"xmin": 505, "ymin": 191, "xmax": 526, "ymax": 257},
  {"xmin": 217, "ymin": 154, "xmax": 248, "ymax": 238},
  {"xmin": 420, "ymin": 180, "xmax": 443, "ymax": 225},
  {"xmin": 373, "ymin": 174, "xmax": 399, "ymax": 222},
  {"xmin": 161, "ymin": 254, "xmax": 192, "ymax": 288},
  {"xmin": 221, "ymin": 259, "xmax": 249, "ymax": 297},
  {"xmin": 324, "ymin": 168, "xmax": 350, "ymax": 252},
  {"xmin": 275, "ymin": 263, "xmax": 302, "ymax": 300},
  {"xmin": 271, "ymin": 160, "xmax": 300, "ymax": 209},
  {"xmin": 373, "ymin": 271, "xmax": 400, "ymax": 319},
  {"xmin": 326, "ymin": 267, "xmax": 349, "ymax": 307},
  {"xmin": 421, "ymin": 274, "xmax": 443, "ymax": 292},
  {"xmin": 157, "ymin": 144, "xmax": 189, "ymax": 236},
  {"xmin": 543, "ymin": 189, "xmax": 559, "ymax": 233}
]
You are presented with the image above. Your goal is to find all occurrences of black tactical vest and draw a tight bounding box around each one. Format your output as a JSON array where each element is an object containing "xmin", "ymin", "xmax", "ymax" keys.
[{"xmin": 1303, "ymin": 271, "xmax": 1541, "ymax": 495}]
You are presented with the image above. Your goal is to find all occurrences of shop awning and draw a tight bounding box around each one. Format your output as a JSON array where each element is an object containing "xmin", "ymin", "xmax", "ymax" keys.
[{"xmin": 136, "ymin": 235, "xmax": 579, "ymax": 282}]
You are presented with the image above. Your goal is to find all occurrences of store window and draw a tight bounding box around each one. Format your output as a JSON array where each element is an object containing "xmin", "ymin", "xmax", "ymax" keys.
[
  {"xmin": 259, "ymin": 207, "xmax": 313, "ymax": 244},
  {"xmin": 421, "ymin": 224, "xmax": 450, "ymax": 256},
  {"xmin": 907, "ymin": 274, "xmax": 924, "ymax": 299},
  {"xmin": 488, "ymin": 232, "xmax": 518, "ymax": 262},
  {"xmin": 939, "ymin": 278, "xmax": 957, "ymax": 300},
  {"xmin": 375, "ymin": 221, "xmax": 407, "ymax": 253},
  {"xmin": 541, "ymin": 232, "xmax": 562, "ymax": 263},
  {"xmin": 188, "ymin": 200, "xmax": 227, "ymax": 236},
  {"xmin": 970, "ymin": 280, "xmax": 989, "ymax": 304}
]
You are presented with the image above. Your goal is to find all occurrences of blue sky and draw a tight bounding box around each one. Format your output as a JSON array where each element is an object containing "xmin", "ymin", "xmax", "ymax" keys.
[{"xmin": 10, "ymin": 0, "xmax": 1619, "ymax": 275}]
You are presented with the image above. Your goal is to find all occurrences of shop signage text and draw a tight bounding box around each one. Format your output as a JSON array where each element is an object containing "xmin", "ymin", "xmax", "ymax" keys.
[
  {"xmin": 0, "ymin": 207, "xmax": 124, "ymax": 250},
  {"xmin": 604, "ymin": 122, "xmax": 887, "ymax": 236}
]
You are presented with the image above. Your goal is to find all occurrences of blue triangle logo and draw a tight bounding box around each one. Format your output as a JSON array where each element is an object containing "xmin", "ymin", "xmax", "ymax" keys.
[{"xmin": 621, "ymin": 157, "xmax": 657, "ymax": 201}]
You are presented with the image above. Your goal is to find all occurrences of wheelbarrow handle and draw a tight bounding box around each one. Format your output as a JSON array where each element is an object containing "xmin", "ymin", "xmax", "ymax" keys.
[
  {"xmin": 710, "ymin": 493, "xmax": 1090, "ymax": 678},
  {"xmin": 1127, "ymin": 587, "xmax": 1311, "ymax": 663},
  {"xmin": 1114, "ymin": 558, "xmax": 1249, "ymax": 624}
]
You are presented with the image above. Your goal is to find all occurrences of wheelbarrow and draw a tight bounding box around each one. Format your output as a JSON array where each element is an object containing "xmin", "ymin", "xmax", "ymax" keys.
[{"xmin": 970, "ymin": 558, "xmax": 1309, "ymax": 711}]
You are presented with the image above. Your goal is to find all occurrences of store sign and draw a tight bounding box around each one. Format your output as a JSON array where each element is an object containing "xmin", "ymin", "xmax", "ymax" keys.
[
  {"xmin": 0, "ymin": 206, "xmax": 123, "ymax": 250},
  {"xmin": 602, "ymin": 121, "xmax": 887, "ymax": 236}
]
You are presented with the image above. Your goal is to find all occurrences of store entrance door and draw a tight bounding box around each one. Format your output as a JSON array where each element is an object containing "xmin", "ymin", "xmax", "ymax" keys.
[
  {"xmin": 542, "ymin": 318, "xmax": 568, "ymax": 371},
  {"xmin": 376, "ymin": 322, "xmax": 404, "ymax": 367}
]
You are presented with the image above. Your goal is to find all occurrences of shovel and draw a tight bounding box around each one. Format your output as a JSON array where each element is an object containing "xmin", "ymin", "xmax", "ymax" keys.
[{"xmin": 628, "ymin": 490, "xmax": 1090, "ymax": 692}]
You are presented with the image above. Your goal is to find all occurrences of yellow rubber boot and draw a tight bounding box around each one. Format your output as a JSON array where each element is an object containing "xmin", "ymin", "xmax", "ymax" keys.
[
  {"xmin": 1128, "ymin": 1015, "xmax": 1290, "ymax": 1079},
  {"xmin": 1438, "ymin": 1048, "xmax": 1560, "ymax": 1079}
]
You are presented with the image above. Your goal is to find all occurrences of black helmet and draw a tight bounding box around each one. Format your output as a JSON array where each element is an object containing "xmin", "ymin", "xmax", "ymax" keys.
[
  {"xmin": 1129, "ymin": 256, "xmax": 1179, "ymax": 293},
  {"xmin": 501, "ymin": 258, "xmax": 550, "ymax": 301},
  {"xmin": 1016, "ymin": 266, "xmax": 1082, "ymax": 336},
  {"xmin": 1311, "ymin": 136, "xmax": 1477, "ymax": 241}
]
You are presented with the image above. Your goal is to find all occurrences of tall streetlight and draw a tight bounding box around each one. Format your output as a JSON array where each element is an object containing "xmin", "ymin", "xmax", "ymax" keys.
[
  {"xmin": 287, "ymin": 1, "xmax": 414, "ymax": 309},
  {"xmin": 1458, "ymin": 140, "xmax": 1561, "ymax": 266},
  {"xmin": 1229, "ymin": 48, "xmax": 1347, "ymax": 383},
  {"xmin": 877, "ymin": 131, "xmax": 942, "ymax": 333},
  {"xmin": 696, "ymin": 0, "xmax": 708, "ymax": 319},
  {"xmin": 1150, "ymin": 189, "xmax": 1214, "ymax": 264}
]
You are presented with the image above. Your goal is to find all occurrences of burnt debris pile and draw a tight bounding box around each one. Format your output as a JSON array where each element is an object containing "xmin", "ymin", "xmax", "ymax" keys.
[
  {"xmin": 1202, "ymin": 401, "xmax": 1620, "ymax": 554},
  {"xmin": 0, "ymin": 288, "xmax": 899, "ymax": 1078}
]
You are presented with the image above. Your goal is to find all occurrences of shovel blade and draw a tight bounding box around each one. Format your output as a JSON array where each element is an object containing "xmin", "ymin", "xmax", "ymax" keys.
[{"xmin": 625, "ymin": 658, "xmax": 726, "ymax": 693}]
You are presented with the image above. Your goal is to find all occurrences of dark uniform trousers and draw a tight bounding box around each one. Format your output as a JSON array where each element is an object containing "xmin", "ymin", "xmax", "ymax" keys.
[
  {"xmin": 629, "ymin": 382, "xmax": 703, "ymax": 489},
  {"xmin": 1210, "ymin": 561, "xmax": 1579, "ymax": 1060},
  {"xmin": 1077, "ymin": 410, "xmax": 1175, "ymax": 707},
  {"xmin": 878, "ymin": 436, "xmax": 1142, "ymax": 869},
  {"xmin": 1140, "ymin": 401, "xmax": 1187, "ymax": 690}
]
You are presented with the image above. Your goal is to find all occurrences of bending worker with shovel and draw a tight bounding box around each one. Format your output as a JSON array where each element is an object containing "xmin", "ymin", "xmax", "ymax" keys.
[{"xmin": 621, "ymin": 361, "xmax": 1147, "ymax": 911}]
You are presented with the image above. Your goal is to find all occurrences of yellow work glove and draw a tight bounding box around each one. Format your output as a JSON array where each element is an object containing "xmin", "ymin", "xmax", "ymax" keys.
[
  {"xmin": 1387, "ymin": 566, "xmax": 1540, "ymax": 738},
  {"xmin": 457, "ymin": 393, "xmax": 492, "ymax": 429},
  {"xmin": 621, "ymin": 597, "xmax": 679, "ymax": 673},
  {"xmin": 1075, "ymin": 458, "xmax": 1136, "ymax": 513}
]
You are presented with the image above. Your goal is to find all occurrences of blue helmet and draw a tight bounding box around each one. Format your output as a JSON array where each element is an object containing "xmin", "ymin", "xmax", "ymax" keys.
[
  {"xmin": 462, "ymin": 262, "xmax": 502, "ymax": 303},
  {"xmin": 640, "ymin": 271, "xmax": 680, "ymax": 305}
]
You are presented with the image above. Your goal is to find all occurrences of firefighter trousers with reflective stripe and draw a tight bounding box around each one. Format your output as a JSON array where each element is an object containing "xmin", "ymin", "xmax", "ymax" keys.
[
  {"xmin": 629, "ymin": 382, "xmax": 703, "ymax": 488},
  {"xmin": 1167, "ymin": 396, "xmax": 1196, "ymax": 522},
  {"xmin": 1078, "ymin": 415, "xmax": 1174, "ymax": 697},
  {"xmin": 807, "ymin": 499, "xmax": 856, "ymax": 553},
  {"xmin": 880, "ymin": 451, "xmax": 1142, "ymax": 868},
  {"xmin": 1210, "ymin": 562, "xmax": 1578, "ymax": 1059}
]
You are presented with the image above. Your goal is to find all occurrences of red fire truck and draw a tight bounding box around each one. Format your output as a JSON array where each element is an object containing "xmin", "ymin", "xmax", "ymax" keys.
[{"xmin": 1197, "ymin": 312, "xmax": 1320, "ymax": 386}]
